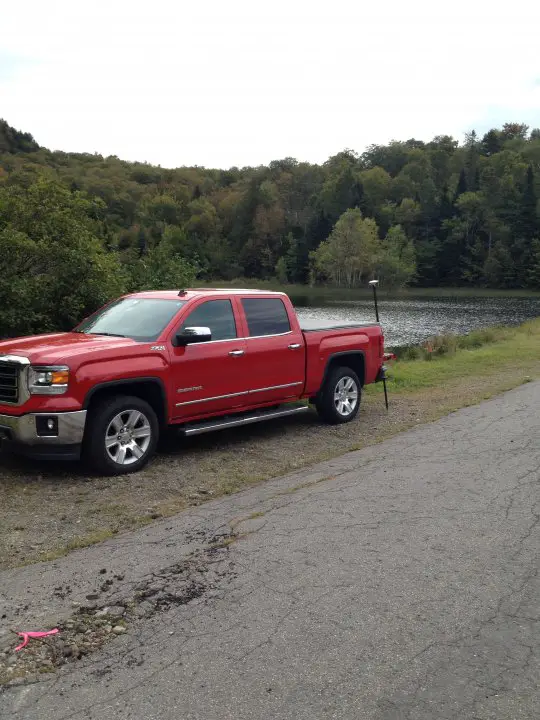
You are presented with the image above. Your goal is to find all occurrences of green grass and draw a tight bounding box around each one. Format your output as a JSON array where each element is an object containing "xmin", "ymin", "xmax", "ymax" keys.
[{"xmin": 371, "ymin": 319, "xmax": 540, "ymax": 394}]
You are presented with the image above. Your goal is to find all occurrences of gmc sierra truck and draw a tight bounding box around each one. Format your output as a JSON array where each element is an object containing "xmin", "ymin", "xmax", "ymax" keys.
[{"xmin": 0, "ymin": 289, "xmax": 387, "ymax": 475}]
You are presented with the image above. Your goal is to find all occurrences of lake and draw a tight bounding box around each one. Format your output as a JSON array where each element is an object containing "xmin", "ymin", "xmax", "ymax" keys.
[{"xmin": 292, "ymin": 295, "xmax": 540, "ymax": 347}]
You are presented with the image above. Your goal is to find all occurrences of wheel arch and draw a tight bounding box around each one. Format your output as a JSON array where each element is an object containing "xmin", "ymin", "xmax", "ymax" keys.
[
  {"xmin": 83, "ymin": 378, "xmax": 168, "ymax": 428},
  {"xmin": 320, "ymin": 351, "xmax": 365, "ymax": 391}
]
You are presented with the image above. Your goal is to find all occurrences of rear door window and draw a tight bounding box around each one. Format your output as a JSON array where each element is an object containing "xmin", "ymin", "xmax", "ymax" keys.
[{"xmin": 241, "ymin": 298, "xmax": 291, "ymax": 337}]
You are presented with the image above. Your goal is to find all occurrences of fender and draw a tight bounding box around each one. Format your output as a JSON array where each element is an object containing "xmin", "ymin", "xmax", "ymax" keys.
[
  {"xmin": 82, "ymin": 377, "xmax": 167, "ymax": 413},
  {"xmin": 320, "ymin": 350, "xmax": 366, "ymax": 389}
]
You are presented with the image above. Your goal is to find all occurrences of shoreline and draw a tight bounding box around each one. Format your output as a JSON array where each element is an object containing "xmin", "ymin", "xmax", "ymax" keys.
[{"xmin": 210, "ymin": 279, "xmax": 540, "ymax": 300}]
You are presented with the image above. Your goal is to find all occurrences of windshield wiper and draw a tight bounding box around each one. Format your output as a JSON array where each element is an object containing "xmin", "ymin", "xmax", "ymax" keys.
[{"xmin": 91, "ymin": 332, "xmax": 126, "ymax": 338}]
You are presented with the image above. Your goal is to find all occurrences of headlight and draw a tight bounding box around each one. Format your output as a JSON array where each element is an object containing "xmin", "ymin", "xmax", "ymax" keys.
[{"xmin": 28, "ymin": 366, "xmax": 70, "ymax": 395}]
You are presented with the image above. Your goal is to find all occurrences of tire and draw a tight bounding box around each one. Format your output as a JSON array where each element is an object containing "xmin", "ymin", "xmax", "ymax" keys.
[
  {"xmin": 84, "ymin": 395, "xmax": 159, "ymax": 475},
  {"xmin": 315, "ymin": 366, "xmax": 361, "ymax": 425}
]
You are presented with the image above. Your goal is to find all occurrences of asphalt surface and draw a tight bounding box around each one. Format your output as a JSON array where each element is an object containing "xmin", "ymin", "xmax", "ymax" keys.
[{"xmin": 1, "ymin": 382, "xmax": 540, "ymax": 719}]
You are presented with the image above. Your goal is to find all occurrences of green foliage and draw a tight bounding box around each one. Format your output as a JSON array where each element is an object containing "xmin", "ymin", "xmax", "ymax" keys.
[
  {"xmin": 1, "ymin": 116, "xmax": 540, "ymax": 338},
  {"xmin": 525, "ymin": 239, "xmax": 540, "ymax": 289},
  {"xmin": 0, "ymin": 178, "xmax": 126, "ymax": 336},
  {"xmin": 274, "ymin": 256, "xmax": 289, "ymax": 284},
  {"xmin": 393, "ymin": 326, "xmax": 505, "ymax": 361},
  {"xmin": 129, "ymin": 237, "xmax": 197, "ymax": 291},
  {"xmin": 377, "ymin": 225, "xmax": 417, "ymax": 289},
  {"xmin": 0, "ymin": 119, "xmax": 39, "ymax": 154},
  {"xmin": 311, "ymin": 209, "xmax": 379, "ymax": 287}
]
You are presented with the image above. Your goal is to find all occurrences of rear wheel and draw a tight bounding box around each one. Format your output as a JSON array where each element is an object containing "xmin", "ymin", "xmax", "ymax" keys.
[
  {"xmin": 84, "ymin": 395, "xmax": 159, "ymax": 475},
  {"xmin": 316, "ymin": 367, "xmax": 361, "ymax": 425}
]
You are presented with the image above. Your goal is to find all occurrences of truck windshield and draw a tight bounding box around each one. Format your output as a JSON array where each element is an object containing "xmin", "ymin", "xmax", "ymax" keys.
[{"xmin": 75, "ymin": 298, "xmax": 186, "ymax": 342}]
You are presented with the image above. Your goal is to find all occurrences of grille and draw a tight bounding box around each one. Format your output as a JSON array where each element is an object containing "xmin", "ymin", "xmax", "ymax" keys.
[{"xmin": 0, "ymin": 362, "xmax": 20, "ymax": 404}]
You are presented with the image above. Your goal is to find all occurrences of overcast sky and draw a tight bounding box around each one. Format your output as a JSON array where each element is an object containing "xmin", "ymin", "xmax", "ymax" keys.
[{"xmin": 2, "ymin": 0, "xmax": 540, "ymax": 169}]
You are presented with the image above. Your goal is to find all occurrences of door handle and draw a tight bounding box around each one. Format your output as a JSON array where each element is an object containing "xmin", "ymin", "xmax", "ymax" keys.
[
  {"xmin": 288, "ymin": 343, "xmax": 301, "ymax": 350},
  {"xmin": 229, "ymin": 349, "xmax": 245, "ymax": 357}
]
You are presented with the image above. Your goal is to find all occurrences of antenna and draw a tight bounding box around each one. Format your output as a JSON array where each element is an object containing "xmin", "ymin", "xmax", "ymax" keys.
[
  {"xmin": 368, "ymin": 279, "xmax": 379, "ymax": 322},
  {"xmin": 368, "ymin": 279, "xmax": 389, "ymax": 411}
]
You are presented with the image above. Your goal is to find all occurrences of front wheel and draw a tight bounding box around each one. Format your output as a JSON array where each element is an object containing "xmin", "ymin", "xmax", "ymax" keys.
[
  {"xmin": 316, "ymin": 367, "xmax": 361, "ymax": 425},
  {"xmin": 84, "ymin": 395, "xmax": 159, "ymax": 475}
]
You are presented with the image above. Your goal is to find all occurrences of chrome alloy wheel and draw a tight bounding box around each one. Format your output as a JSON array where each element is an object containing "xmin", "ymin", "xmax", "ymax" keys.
[
  {"xmin": 333, "ymin": 376, "xmax": 359, "ymax": 417},
  {"xmin": 105, "ymin": 410, "xmax": 152, "ymax": 466}
]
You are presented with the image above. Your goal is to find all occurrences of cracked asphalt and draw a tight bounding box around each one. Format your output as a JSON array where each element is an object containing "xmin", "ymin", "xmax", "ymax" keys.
[{"xmin": 1, "ymin": 382, "xmax": 540, "ymax": 719}]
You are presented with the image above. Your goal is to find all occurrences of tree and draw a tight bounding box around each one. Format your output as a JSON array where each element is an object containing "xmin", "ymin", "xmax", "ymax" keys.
[
  {"xmin": 483, "ymin": 241, "xmax": 515, "ymax": 288},
  {"xmin": 129, "ymin": 236, "xmax": 197, "ymax": 291},
  {"xmin": 0, "ymin": 119, "xmax": 40, "ymax": 154},
  {"xmin": 481, "ymin": 129, "xmax": 502, "ymax": 157},
  {"xmin": 377, "ymin": 225, "xmax": 417, "ymax": 289},
  {"xmin": 464, "ymin": 130, "xmax": 480, "ymax": 188},
  {"xmin": 3, "ymin": 115, "xmax": 540, "ymax": 299},
  {"xmin": 315, "ymin": 163, "xmax": 363, "ymax": 225},
  {"xmin": 274, "ymin": 257, "xmax": 289, "ymax": 284},
  {"xmin": 359, "ymin": 167, "xmax": 392, "ymax": 217},
  {"xmin": 0, "ymin": 178, "xmax": 126, "ymax": 336},
  {"xmin": 284, "ymin": 232, "xmax": 307, "ymax": 283},
  {"xmin": 501, "ymin": 123, "xmax": 529, "ymax": 142},
  {"xmin": 311, "ymin": 209, "xmax": 379, "ymax": 287},
  {"xmin": 520, "ymin": 166, "xmax": 538, "ymax": 240},
  {"xmin": 454, "ymin": 168, "xmax": 468, "ymax": 199},
  {"xmin": 526, "ymin": 239, "xmax": 540, "ymax": 288},
  {"xmin": 395, "ymin": 198, "xmax": 421, "ymax": 236}
]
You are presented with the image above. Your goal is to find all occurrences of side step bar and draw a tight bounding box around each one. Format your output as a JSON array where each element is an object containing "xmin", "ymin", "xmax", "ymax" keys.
[{"xmin": 182, "ymin": 403, "xmax": 310, "ymax": 437}]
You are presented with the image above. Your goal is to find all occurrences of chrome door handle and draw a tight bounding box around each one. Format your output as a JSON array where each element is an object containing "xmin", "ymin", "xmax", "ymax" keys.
[
  {"xmin": 229, "ymin": 349, "xmax": 245, "ymax": 357},
  {"xmin": 288, "ymin": 343, "xmax": 301, "ymax": 350}
]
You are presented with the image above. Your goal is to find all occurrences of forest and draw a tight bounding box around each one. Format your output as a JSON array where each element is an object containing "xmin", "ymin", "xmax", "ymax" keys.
[{"xmin": 1, "ymin": 118, "xmax": 540, "ymax": 336}]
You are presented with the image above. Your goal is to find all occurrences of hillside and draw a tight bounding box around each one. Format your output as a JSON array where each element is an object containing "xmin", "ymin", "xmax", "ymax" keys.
[{"xmin": 0, "ymin": 119, "xmax": 540, "ymax": 335}]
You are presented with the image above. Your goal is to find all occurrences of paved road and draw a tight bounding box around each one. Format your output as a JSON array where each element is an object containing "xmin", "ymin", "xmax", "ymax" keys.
[{"xmin": 1, "ymin": 383, "xmax": 540, "ymax": 719}]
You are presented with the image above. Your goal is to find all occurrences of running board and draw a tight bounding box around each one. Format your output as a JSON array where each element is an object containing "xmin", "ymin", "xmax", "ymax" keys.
[{"xmin": 182, "ymin": 404, "xmax": 310, "ymax": 437}]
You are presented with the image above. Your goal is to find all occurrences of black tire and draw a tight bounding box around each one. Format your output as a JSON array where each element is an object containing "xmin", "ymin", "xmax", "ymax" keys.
[
  {"xmin": 83, "ymin": 395, "xmax": 159, "ymax": 475},
  {"xmin": 315, "ymin": 366, "xmax": 361, "ymax": 425}
]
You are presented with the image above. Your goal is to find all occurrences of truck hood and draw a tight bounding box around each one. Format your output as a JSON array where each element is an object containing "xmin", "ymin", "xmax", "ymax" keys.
[{"xmin": 0, "ymin": 332, "xmax": 138, "ymax": 365}]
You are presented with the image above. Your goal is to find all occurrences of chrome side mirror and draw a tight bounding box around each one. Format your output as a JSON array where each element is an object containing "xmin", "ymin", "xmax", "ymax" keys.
[{"xmin": 173, "ymin": 326, "xmax": 212, "ymax": 347}]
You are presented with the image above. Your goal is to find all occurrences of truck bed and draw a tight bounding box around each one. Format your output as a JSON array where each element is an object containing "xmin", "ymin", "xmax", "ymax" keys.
[{"xmin": 300, "ymin": 320, "xmax": 380, "ymax": 332}]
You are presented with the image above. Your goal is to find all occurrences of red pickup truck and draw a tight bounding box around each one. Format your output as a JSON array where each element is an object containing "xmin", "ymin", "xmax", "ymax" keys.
[{"xmin": 0, "ymin": 289, "xmax": 386, "ymax": 475}]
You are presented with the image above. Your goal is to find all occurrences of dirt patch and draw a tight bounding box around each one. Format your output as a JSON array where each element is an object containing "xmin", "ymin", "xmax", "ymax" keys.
[
  {"xmin": 0, "ymin": 368, "xmax": 536, "ymax": 571},
  {"xmin": 0, "ymin": 534, "xmax": 236, "ymax": 687}
]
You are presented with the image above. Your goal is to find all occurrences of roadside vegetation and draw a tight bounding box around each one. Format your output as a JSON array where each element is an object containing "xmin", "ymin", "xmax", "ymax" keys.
[
  {"xmin": 385, "ymin": 320, "xmax": 538, "ymax": 391},
  {"xmin": 2, "ymin": 318, "xmax": 540, "ymax": 571}
]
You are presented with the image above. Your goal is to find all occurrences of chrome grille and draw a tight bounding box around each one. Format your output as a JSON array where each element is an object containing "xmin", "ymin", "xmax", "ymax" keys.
[{"xmin": 0, "ymin": 362, "xmax": 20, "ymax": 404}]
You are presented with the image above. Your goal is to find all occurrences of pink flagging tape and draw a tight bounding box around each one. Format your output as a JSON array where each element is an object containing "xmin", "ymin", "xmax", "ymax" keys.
[{"xmin": 14, "ymin": 629, "xmax": 60, "ymax": 652}]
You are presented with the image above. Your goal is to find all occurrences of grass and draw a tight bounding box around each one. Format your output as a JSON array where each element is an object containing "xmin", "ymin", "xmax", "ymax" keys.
[
  {"xmin": 377, "ymin": 319, "xmax": 540, "ymax": 394},
  {"xmin": 35, "ymin": 529, "xmax": 118, "ymax": 564}
]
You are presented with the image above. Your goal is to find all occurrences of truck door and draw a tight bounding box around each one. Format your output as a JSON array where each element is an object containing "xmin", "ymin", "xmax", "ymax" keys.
[
  {"xmin": 239, "ymin": 297, "xmax": 305, "ymax": 406},
  {"xmin": 169, "ymin": 299, "xmax": 248, "ymax": 420}
]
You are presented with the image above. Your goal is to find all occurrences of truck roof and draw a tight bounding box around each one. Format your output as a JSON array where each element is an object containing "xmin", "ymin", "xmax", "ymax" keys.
[{"xmin": 126, "ymin": 288, "xmax": 287, "ymax": 300}]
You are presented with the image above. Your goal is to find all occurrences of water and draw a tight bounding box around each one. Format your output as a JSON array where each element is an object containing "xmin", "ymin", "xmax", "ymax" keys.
[{"xmin": 293, "ymin": 295, "xmax": 540, "ymax": 348}]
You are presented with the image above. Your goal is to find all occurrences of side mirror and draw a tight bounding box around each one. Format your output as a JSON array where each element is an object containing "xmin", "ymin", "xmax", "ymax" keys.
[{"xmin": 173, "ymin": 326, "xmax": 212, "ymax": 347}]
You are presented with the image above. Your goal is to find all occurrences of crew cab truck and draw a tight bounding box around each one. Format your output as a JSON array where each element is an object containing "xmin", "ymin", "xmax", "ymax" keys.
[{"xmin": 0, "ymin": 289, "xmax": 386, "ymax": 475}]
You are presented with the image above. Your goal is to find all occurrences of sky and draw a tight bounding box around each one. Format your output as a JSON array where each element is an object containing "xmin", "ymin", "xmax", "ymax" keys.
[{"xmin": 1, "ymin": 0, "xmax": 540, "ymax": 169}]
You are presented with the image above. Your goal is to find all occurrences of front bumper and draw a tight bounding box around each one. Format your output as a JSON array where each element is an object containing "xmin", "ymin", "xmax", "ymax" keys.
[{"xmin": 0, "ymin": 410, "xmax": 87, "ymax": 460}]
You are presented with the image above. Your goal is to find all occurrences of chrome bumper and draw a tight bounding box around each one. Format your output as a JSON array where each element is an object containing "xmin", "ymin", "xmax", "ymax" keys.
[{"xmin": 0, "ymin": 410, "xmax": 87, "ymax": 446}]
